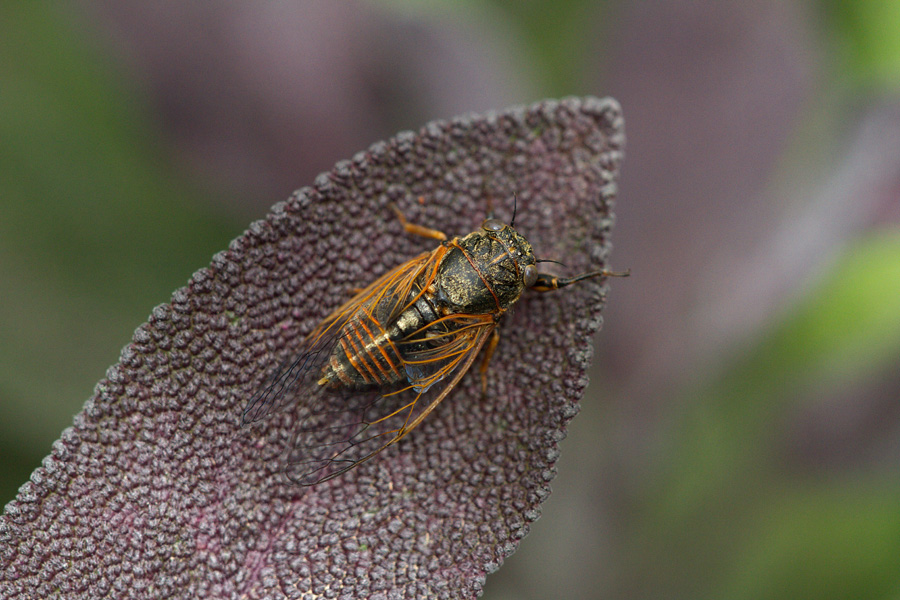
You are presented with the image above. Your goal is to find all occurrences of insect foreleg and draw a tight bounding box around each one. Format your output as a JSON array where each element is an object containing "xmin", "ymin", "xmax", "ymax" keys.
[
  {"xmin": 390, "ymin": 203, "xmax": 448, "ymax": 241},
  {"xmin": 531, "ymin": 268, "xmax": 630, "ymax": 292}
]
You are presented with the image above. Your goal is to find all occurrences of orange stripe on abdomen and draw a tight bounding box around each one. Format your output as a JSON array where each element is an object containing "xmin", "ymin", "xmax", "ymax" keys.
[
  {"xmin": 348, "ymin": 315, "xmax": 404, "ymax": 385},
  {"xmin": 324, "ymin": 313, "xmax": 407, "ymax": 389},
  {"xmin": 355, "ymin": 314, "xmax": 404, "ymax": 382}
]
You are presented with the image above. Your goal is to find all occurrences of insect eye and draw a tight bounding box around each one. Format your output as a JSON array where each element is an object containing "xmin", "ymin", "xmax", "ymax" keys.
[
  {"xmin": 523, "ymin": 264, "xmax": 538, "ymax": 287},
  {"xmin": 482, "ymin": 218, "xmax": 506, "ymax": 232}
]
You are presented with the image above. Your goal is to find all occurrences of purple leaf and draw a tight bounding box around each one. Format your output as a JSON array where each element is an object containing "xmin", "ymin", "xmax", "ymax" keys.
[{"xmin": 1, "ymin": 97, "xmax": 624, "ymax": 599}]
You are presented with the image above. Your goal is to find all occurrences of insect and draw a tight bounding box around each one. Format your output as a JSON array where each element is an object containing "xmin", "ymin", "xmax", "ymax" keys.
[{"xmin": 242, "ymin": 200, "xmax": 627, "ymax": 485}]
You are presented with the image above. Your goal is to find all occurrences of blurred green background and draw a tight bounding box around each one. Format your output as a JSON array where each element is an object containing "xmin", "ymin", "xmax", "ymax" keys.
[{"xmin": 3, "ymin": 2, "xmax": 900, "ymax": 598}]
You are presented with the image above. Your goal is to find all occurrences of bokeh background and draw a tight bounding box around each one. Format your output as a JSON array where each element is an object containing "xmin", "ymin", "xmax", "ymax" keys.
[{"xmin": 3, "ymin": 2, "xmax": 900, "ymax": 598}]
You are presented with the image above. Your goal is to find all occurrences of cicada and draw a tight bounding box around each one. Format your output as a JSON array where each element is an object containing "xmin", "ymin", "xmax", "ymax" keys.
[{"xmin": 242, "ymin": 202, "xmax": 626, "ymax": 485}]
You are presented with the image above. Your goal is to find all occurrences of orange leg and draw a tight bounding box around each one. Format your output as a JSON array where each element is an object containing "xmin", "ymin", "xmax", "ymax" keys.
[
  {"xmin": 479, "ymin": 329, "xmax": 501, "ymax": 393},
  {"xmin": 390, "ymin": 203, "xmax": 448, "ymax": 241}
]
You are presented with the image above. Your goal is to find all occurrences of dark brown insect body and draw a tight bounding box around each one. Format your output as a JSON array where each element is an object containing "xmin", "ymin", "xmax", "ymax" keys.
[
  {"xmin": 319, "ymin": 217, "xmax": 537, "ymax": 392},
  {"xmin": 242, "ymin": 204, "xmax": 625, "ymax": 485}
]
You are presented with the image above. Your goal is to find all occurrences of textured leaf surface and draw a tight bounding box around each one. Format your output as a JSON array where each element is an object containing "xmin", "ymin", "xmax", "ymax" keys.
[{"xmin": 1, "ymin": 97, "xmax": 624, "ymax": 599}]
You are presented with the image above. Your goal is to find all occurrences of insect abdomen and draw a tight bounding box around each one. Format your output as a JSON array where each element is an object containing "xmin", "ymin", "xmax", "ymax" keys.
[
  {"xmin": 319, "ymin": 279, "xmax": 445, "ymax": 390},
  {"xmin": 319, "ymin": 311, "xmax": 406, "ymax": 389}
]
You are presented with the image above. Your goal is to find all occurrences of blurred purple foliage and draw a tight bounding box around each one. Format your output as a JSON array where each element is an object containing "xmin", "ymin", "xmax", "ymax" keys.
[{"xmin": 76, "ymin": 1, "xmax": 530, "ymax": 214}]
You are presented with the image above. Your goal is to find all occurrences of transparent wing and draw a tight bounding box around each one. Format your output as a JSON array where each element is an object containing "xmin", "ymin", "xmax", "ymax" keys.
[
  {"xmin": 284, "ymin": 315, "xmax": 497, "ymax": 486},
  {"xmin": 401, "ymin": 314, "xmax": 497, "ymax": 392}
]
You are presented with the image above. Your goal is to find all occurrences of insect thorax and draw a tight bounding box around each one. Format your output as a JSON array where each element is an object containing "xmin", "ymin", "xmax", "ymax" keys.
[{"xmin": 434, "ymin": 228, "xmax": 535, "ymax": 314}]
